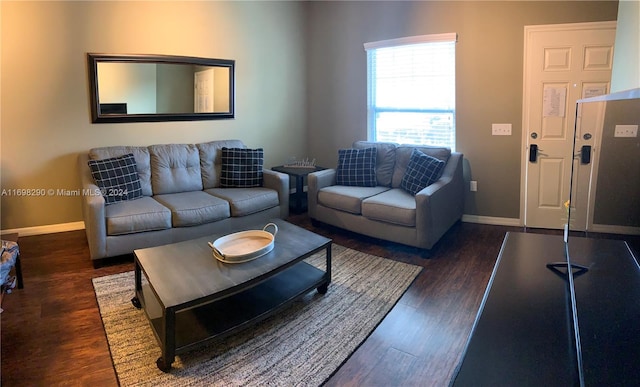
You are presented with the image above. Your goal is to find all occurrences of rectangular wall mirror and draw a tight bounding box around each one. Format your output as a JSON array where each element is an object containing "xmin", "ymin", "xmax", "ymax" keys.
[{"xmin": 88, "ymin": 53, "xmax": 235, "ymax": 123}]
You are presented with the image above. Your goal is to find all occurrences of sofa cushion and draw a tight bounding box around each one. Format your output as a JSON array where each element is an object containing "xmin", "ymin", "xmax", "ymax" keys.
[
  {"xmin": 400, "ymin": 149, "xmax": 446, "ymax": 195},
  {"xmin": 362, "ymin": 188, "xmax": 417, "ymax": 227},
  {"xmin": 150, "ymin": 144, "xmax": 203, "ymax": 195},
  {"xmin": 153, "ymin": 191, "xmax": 230, "ymax": 227},
  {"xmin": 105, "ymin": 197, "xmax": 171, "ymax": 235},
  {"xmin": 392, "ymin": 145, "xmax": 451, "ymax": 187},
  {"xmin": 318, "ymin": 185, "xmax": 390, "ymax": 214},
  {"xmin": 205, "ymin": 187, "xmax": 279, "ymax": 217},
  {"xmin": 197, "ymin": 140, "xmax": 246, "ymax": 189},
  {"xmin": 87, "ymin": 154, "xmax": 144, "ymax": 205},
  {"xmin": 353, "ymin": 141, "xmax": 397, "ymax": 187},
  {"xmin": 220, "ymin": 147, "xmax": 264, "ymax": 188},
  {"xmin": 335, "ymin": 147, "xmax": 377, "ymax": 187},
  {"xmin": 89, "ymin": 146, "xmax": 152, "ymax": 196}
]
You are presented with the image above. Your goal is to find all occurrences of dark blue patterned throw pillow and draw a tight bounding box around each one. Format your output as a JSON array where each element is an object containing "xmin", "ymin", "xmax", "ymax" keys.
[
  {"xmin": 401, "ymin": 149, "xmax": 445, "ymax": 195},
  {"xmin": 220, "ymin": 147, "xmax": 264, "ymax": 188},
  {"xmin": 335, "ymin": 147, "xmax": 377, "ymax": 187},
  {"xmin": 88, "ymin": 153, "xmax": 143, "ymax": 205}
]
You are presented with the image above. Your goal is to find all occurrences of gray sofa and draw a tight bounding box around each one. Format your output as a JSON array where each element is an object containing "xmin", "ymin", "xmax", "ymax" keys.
[
  {"xmin": 78, "ymin": 140, "xmax": 289, "ymax": 261},
  {"xmin": 308, "ymin": 141, "xmax": 464, "ymax": 250}
]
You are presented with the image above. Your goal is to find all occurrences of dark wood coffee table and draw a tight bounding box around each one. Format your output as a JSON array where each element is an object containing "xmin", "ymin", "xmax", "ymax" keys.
[{"xmin": 131, "ymin": 219, "xmax": 332, "ymax": 371}]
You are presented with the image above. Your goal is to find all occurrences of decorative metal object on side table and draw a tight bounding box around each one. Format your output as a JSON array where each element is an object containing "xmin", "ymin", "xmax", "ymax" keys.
[{"xmin": 272, "ymin": 160, "xmax": 325, "ymax": 213}]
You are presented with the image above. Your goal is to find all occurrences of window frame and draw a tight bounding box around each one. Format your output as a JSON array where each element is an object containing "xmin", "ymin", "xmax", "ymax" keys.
[{"xmin": 365, "ymin": 33, "xmax": 457, "ymax": 150}]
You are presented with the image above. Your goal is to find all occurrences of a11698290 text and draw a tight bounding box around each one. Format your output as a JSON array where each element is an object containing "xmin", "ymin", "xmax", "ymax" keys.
[{"xmin": 1, "ymin": 188, "xmax": 104, "ymax": 197}]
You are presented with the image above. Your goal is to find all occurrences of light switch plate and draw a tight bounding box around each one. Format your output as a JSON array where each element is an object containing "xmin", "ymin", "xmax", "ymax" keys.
[
  {"xmin": 492, "ymin": 123, "xmax": 512, "ymax": 135},
  {"xmin": 614, "ymin": 125, "xmax": 638, "ymax": 138}
]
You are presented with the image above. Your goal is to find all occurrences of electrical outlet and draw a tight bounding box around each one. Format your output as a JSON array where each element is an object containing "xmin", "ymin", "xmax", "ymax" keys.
[
  {"xmin": 614, "ymin": 125, "xmax": 638, "ymax": 138},
  {"xmin": 470, "ymin": 181, "xmax": 477, "ymax": 192},
  {"xmin": 492, "ymin": 123, "xmax": 512, "ymax": 136}
]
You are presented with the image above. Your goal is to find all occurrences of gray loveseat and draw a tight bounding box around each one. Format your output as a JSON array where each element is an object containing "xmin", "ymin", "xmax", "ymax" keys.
[
  {"xmin": 308, "ymin": 141, "xmax": 464, "ymax": 250},
  {"xmin": 78, "ymin": 140, "xmax": 289, "ymax": 261}
]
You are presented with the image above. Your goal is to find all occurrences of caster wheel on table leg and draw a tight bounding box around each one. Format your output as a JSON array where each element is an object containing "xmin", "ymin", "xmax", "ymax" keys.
[
  {"xmin": 317, "ymin": 283, "xmax": 328, "ymax": 294},
  {"xmin": 131, "ymin": 297, "xmax": 142, "ymax": 309},
  {"xmin": 157, "ymin": 357, "xmax": 172, "ymax": 372}
]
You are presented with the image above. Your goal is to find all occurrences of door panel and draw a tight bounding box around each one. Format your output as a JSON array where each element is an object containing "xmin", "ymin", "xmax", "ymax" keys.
[
  {"xmin": 527, "ymin": 157, "xmax": 567, "ymax": 226},
  {"xmin": 544, "ymin": 47, "xmax": 571, "ymax": 71},
  {"xmin": 583, "ymin": 46, "xmax": 613, "ymax": 70},
  {"xmin": 522, "ymin": 22, "xmax": 615, "ymax": 230},
  {"xmin": 539, "ymin": 158, "xmax": 564, "ymax": 208}
]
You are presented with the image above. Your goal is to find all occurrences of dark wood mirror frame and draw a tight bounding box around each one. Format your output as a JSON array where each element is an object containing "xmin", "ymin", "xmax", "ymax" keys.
[{"xmin": 88, "ymin": 53, "xmax": 235, "ymax": 123}]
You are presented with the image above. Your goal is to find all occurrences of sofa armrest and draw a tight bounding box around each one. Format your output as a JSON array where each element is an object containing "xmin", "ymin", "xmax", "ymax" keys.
[
  {"xmin": 307, "ymin": 169, "xmax": 336, "ymax": 219},
  {"xmin": 263, "ymin": 169, "xmax": 289, "ymax": 218},
  {"xmin": 415, "ymin": 152, "xmax": 464, "ymax": 248},
  {"xmin": 78, "ymin": 153, "xmax": 107, "ymax": 260}
]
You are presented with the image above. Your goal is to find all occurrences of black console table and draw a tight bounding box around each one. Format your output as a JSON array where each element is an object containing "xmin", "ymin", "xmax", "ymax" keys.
[{"xmin": 451, "ymin": 232, "xmax": 640, "ymax": 386}]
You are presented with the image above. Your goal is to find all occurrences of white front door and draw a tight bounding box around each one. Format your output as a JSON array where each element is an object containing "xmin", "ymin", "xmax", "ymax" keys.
[
  {"xmin": 194, "ymin": 69, "xmax": 215, "ymax": 113},
  {"xmin": 522, "ymin": 21, "xmax": 616, "ymax": 230}
]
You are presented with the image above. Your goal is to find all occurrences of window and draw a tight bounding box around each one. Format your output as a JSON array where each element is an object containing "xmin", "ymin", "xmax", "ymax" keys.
[{"xmin": 365, "ymin": 33, "xmax": 457, "ymax": 150}]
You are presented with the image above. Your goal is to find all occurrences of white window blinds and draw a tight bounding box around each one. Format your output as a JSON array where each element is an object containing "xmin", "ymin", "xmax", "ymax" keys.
[{"xmin": 365, "ymin": 33, "xmax": 457, "ymax": 149}]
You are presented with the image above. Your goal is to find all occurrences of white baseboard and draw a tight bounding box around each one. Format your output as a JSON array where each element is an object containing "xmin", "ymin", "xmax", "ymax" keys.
[
  {"xmin": 588, "ymin": 224, "xmax": 640, "ymax": 236},
  {"xmin": 461, "ymin": 215, "xmax": 640, "ymax": 236},
  {"xmin": 462, "ymin": 214, "xmax": 522, "ymax": 227},
  {"xmin": 1, "ymin": 221, "xmax": 85, "ymax": 237}
]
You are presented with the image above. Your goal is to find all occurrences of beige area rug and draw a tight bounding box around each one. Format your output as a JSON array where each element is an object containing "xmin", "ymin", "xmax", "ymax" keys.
[{"xmin": 92, "ymin": 244, "xmax": 422, "ymax": 386}]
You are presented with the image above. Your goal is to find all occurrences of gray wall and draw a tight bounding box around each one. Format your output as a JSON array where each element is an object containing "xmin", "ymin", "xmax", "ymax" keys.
[
  {"xmin": 0, "ymin": 1, "xmax": 307, "ymax": 230},
  {"xmin": 593, "ymin": 98, "xmax": 640, "ymax": 227},
  {"xmin": 305, "ymin": 1, "xmax": 619, "ymax": 219}
]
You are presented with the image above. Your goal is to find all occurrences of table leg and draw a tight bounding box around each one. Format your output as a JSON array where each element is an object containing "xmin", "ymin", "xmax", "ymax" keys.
[
  {"xmin": 294, "ymin": 175, "xmax": 304, "ymax": 212},
  {"xmin": 158, "ymin": 308, "xmax": 176, "ymax": 372},
  {"xmin": 318, "ymin": 243, "xmax": 332, "ymax": 294},
  {"xmin": 131, "ymin": 259, "xmax": 142, "ymax": 309},
  {"xmin": 14, "ymin": 253, "xmax": 23, "ymax": 289}
]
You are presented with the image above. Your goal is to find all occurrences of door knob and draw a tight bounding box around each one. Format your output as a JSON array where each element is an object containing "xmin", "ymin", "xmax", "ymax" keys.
[
  {"xmin": 580, "ymin": 145, "xmax": 592, "ymax": 164},
  {"xmin": 531, "ymin": 132, "xmax": 538, "ymax": 139},
  {"xmin": 529, "ymin": 144, "xmax": 539, "ymax": 162}
]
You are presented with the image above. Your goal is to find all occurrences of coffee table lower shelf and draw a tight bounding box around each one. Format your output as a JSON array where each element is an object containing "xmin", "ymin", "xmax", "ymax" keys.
[{"xmin": 133, "ymin": 261, "xmax": 329, "ymax": 371}]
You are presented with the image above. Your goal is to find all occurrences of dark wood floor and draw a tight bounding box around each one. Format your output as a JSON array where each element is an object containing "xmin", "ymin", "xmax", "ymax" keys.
[{"xmin": 1, "ymin": 215, "xmax": 638, "ymax": 386}]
